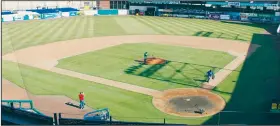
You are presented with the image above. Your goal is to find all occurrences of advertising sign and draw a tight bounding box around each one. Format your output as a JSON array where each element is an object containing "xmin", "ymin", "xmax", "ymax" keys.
[
  {"xmin": 260, "ymin": 17, "xmax": 272, "ymax": 23},
  {"xmin": 240, "ymin": 13, "xmax": 248, "ymax": 21},
  {"xmin": 240, "ymin": 13, "xmax": 257, "ymax": 21},
  {"xmin": 84, "ymin": 10, "xmax": 98, "ymax": 16},
  {"xmin": 118, "ymin": 10, "xmax": 129, "ymax": 15},
  {"xmin": 69, "ymin": 11, "xmax": 77, "ymax": 16},
  {"xmin": 227, "ymin": 12, "xmax": 240, "ymax": 16},
  {"xmin": 276, "ymin": 12, "xmax": 280, "ymax": 16},
  {"xmin": 208, "ymin": 12, "xmax": 223, "ymax": 15},
  {"xmin": 27, "ymin": 14, "xmax": 33, "ymax": 20},
  {"xmin": 228, "ymin": 2, "xmax": 240, "ymax": 6},
  {"xmin": 13, "ymin": 14, "xmax": 24, "ymax": 21},
  {"xmin": 43, "ymin": 13, "xmax": 59, "ymax": 19},
  {"xmin": 61, "ymin": 12, "xmax": 70, "ymax": 17},
  {"xmin": 23, "ymin": 15, "xmax": 29, "ymax": 20},
  {"xmin": 176, "ymin": 15, "xmax": 189, "ymax": 18},
  {"xmin": 195, "ymin": 16, "xmax": 205, "ymax": 19},
  {"xmin": 274, "ymin": 17, "xmax": 280, "ymax": 23},
  {"xmin": 158, "ymin": 9, "xmax": 173, "ymax": 12},
  {"xmin": 209, "ymin": 14, "xmax": 220, "ymax": 20},
  {"xmin": 2, "ymin": 15, "xmax": 14, "ymax": 22},
  {"xmin": 220, "ymin": 15, "xmax": 230, "ymax": 20},
  {"xmin": 33, "ymin": 14, "xmax": 41, "ymax": 19},
  {"xmin": 258, "ymin": 14, "xmax": 273, "ymax": 18},
  {"xmin": 230, "ymin": 15, "xmax": 239, "ymax": 20},
  {"xmin": 248, "ymin": 17, "xmax": 260, "ymax": 22},
  {"xmin": 227, "ymin": 12, "xmax": 240, "ymax": 21},
  {"xmin": 247, "ymin": 13, "xmax": 258, "ymax": 17}
]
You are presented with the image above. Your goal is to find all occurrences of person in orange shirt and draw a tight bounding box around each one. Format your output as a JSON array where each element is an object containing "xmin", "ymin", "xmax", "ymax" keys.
[{"xmin": 79, "ymin": 92, "xmax": 85, "ymax": 109}]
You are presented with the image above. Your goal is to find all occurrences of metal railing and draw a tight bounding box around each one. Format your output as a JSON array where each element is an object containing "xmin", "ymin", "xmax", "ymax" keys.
[{"xmin": 2, "ymin": 103, "xmax": 280, "ymax": 125}]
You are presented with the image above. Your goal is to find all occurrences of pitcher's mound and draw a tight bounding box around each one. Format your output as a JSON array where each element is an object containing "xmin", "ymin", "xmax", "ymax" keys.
[
  {"xmin": 135, "ymin": 57, "xmax": 167, "ymax": 65},
  {"xmin": 152, "ymin": 88, "xmax": 225, "ymax": 117}
]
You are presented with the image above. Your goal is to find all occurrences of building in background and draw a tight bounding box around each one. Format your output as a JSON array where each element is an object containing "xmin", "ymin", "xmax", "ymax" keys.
[
  {"xmin": 109, "ymin": 0, "xmax": 129, "ymax": 9},
  {"xmin": 2, "ymin": 1, "xmax": 99, "ymax": 11},
  {"xmin": 1, "ymin": 0, "xmax": 129, "ymax": 11},
  {"xmin": 1, "ymin": 0, "xmax": 280, "ymax": 23}
]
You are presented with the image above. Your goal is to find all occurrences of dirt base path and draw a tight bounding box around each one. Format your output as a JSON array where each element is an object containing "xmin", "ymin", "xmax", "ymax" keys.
[
  {"xmin": 2, "ymin": 35, "xmax": 260, "ymax": 117},
  {"xmin": 202, "ymin": 54, "xmax": 246, "ymax": 89},
  {"xmin": 51, "ymin": 67, "xmax": 161, "ymax": 96}
]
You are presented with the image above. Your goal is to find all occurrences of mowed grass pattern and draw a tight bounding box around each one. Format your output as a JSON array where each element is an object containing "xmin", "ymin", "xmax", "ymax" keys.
[
  {"xmin": 2, "ymin": 16, "xmax": 264, "ymax": 54},
  {"xmin": 3, "ymin": 16, "xmax": 278, "ymax": 125},
  {"xmin": 57, "ymin": 43, "xmax": 235, "ymax": 90},
  {"xmin": 3, "ymin": 60, "xmax": 214, "ymax": 124}
]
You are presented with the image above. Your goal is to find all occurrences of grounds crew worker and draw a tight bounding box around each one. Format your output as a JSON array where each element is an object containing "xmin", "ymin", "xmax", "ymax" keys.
[
  {"xmin": 206, "ymin": 70, "xmax": 215, "ymax": 82},
  {"xmin": 144, "ymin": 52, "xmax": 148, "ymax": 64},
  {"xmin": 79, "ymin": 92, "xmax": 85, "ymax": 109}
]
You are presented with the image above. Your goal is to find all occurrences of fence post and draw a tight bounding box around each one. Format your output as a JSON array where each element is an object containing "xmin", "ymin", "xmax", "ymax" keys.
[
  {"xmin": 53, "ymin": 113, "xmax": 58, "ymax": 125},
  {"xmin": 58, "ymin": 113, "xmax": 62, "ymax": 125},
  {"xmin": 110, "ymin": 116, "xmax": 112, "ymax": 125},
  {"xmin": 218, "ymin": 112, "xmax": 221, "ymax": 126},
  {"xmin": 163, "ymin": 118, "xmax": 166, "ymax": 124},
  {"xmin": 10, "ymin": 102, "xmax": 14, "ymax": 109},
  {"xmin": 58, "ymin": 113, "xmax": 62, "ymax": 119},
  {"xmin": 30, "ymin": 101, "xmax": 34, "ymax": 109}
]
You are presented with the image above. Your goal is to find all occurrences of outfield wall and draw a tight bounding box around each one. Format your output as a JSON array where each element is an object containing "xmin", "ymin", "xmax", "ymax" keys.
[
  {"xmin": 2, "ymin": 1, "xmax": 86, "ymax": 10},
  {"xmin": 2, "ymin": 9, "xmax": 129, "ymax": 22},
  {"xmin": 156, "ymin": 11, "xmax": 280, "ymax": 24}
]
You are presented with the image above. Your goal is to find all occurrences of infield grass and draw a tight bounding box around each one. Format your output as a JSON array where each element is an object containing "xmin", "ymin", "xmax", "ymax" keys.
[{"xmin": 56, "ymin": 43, "xmax": 235, "ymax": 90}]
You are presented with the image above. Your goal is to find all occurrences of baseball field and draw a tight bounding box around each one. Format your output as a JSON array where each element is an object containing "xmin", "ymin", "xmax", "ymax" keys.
[{"xmin": 2, "ymin": 16, "xmax": 280, "ymax": 125}]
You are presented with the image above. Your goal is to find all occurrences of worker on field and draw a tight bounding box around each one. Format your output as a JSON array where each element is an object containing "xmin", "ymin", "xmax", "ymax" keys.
[
  {"xmin": 79, "ymin": 92, "xmax": 86, "ymax": 109},
  {"xmin": 206, "ymin": 70, "xmax": 215, "ymax": 82},
  {"xmin": 144, "ymin": 52, "xmax": 148, "ymax": 64}
]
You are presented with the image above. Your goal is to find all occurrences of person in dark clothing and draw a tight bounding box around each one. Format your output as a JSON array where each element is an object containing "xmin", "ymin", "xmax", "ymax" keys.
[
  {"xmin": 144, "ymin": 52, "xmax": 148, "ymax": 64},
  {"xmin": 206, "ymin": 70, "xmax": 215, "ymax": 82}
]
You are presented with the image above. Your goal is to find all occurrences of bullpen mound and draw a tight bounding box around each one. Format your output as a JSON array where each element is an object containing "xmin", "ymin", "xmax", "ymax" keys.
[{"xmin": 152, "ymin": 88, "xmax": 225, "ymax": 117}]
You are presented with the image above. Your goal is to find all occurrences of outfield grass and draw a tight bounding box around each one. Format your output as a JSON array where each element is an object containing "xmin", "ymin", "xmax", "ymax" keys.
[
  {"xmin": 56, "ymin": 43, "xmax": 235, "ymax": 90},
  {"xmin": 2, "ymin": 16, "xmax": 265, "ymax": 54}
]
